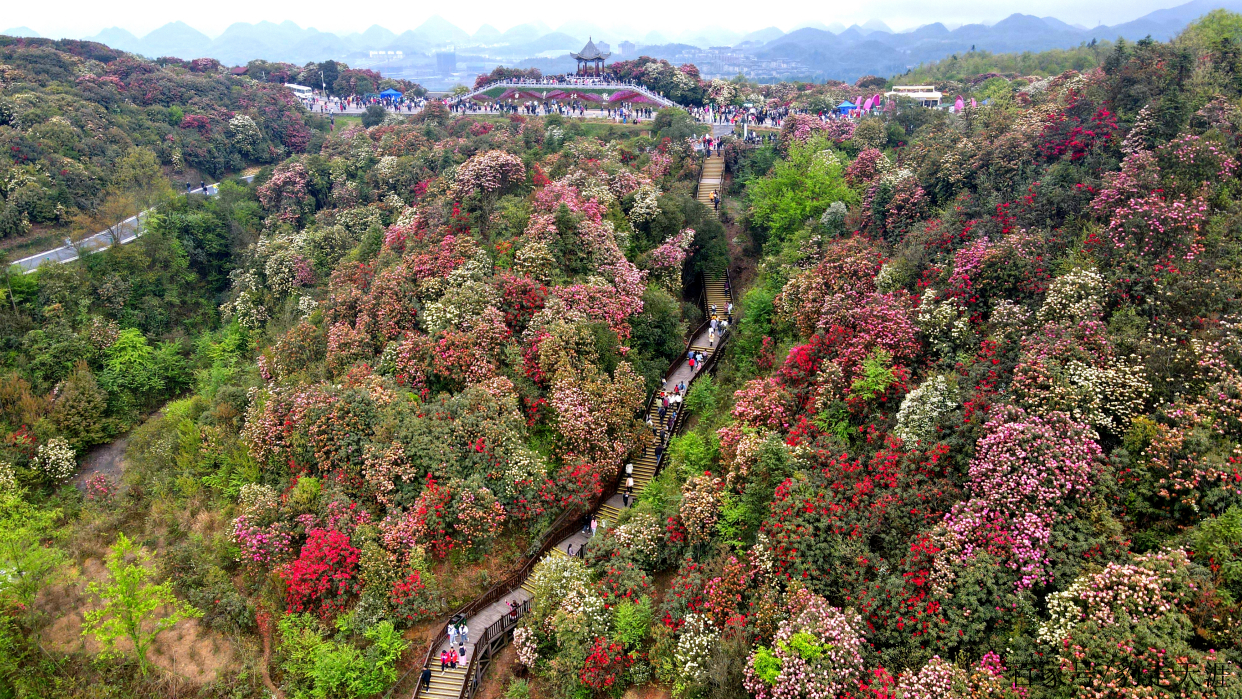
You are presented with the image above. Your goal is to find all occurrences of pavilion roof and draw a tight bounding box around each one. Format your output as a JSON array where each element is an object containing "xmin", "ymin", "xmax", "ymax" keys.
[{"xmin": 572, "ymin": 37, "xmax": 611, "ymax": 61}]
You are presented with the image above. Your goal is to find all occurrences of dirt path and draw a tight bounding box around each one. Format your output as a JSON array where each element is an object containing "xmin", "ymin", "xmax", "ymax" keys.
[
  {"xmin": 73, "ymin": 435, "xmax": 128, "ymax": 492},
  {"xmin": 262, "ymin": 625, "xmax": 285, "ymax": 699}
]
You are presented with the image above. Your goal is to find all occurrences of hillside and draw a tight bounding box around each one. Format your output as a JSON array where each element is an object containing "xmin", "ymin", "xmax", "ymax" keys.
[
  {"xmin": 0, "ymin": 36, "xmax": 321, "ymax": 247},
  {"xmin": 3, "ymin": 14, "xmax": 1242, "ymax": 699}
]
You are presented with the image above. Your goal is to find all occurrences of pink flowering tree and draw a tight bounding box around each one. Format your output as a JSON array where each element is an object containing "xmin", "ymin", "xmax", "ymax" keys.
[
  {"xmin": 257, "ymin": 160, "xmax": 316, "ymax": 228},
  {"xmin": 932, "ymin": 406, "xmax": 1104, "ymax": 592},
  {"xmin": 743, "ymin": 588, "xmax": 868, "ymax": 699}
]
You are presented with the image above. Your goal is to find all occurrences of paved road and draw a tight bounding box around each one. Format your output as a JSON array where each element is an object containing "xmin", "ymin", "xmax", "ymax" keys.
[{"xmin": 11, "ymin": 180, "xmax": 256, "ymax": 272}]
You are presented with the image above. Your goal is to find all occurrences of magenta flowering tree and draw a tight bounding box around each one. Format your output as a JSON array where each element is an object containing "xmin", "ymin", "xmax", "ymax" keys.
[{"xmin": 932, "ymin": 406, "xmax": 1104, "ymax": 591}]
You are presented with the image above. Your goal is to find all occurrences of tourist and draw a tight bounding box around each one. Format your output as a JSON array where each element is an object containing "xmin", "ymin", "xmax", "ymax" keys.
[
  {"xmin": 460, "ymin": 622, "xmax": 469, "ymax": 646},
  {"xmin": 441, "ymin": 649, "xmax": 449, "ymax": 671},
  {"xmin": 590, "ymin": 517, "xmax": 598, "ymax": 537},
  {"xmin": 421, "ymin": 667, "xmax": 432, "ymax": 690},
  {"xmin": 567, "ymin": 542, "xmax": 575, "ymax": 556},
  {"xmin": 449, "ymin": 648, "xmax": 458, "ymax": 669},
  {"xmin": 626, "ymin": 462, "xmax": 633, "ymax": 476},
  {"xmin": 509, "ymin": 600, "xmax": 518, "ymax": 620},
  {"xmin": 709, "ymin": 328, "xmax": 716, "ymax": 346}
]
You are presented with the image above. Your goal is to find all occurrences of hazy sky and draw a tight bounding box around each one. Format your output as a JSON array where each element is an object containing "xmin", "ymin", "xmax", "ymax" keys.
[{"xmin": 6, "ymin": 0, "xmax": 1191, "ymax": 38}]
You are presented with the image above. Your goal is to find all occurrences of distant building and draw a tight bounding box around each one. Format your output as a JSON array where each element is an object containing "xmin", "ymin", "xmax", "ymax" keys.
[
  {"xmin": 596, "ymin": 41, "xmax": 610, "ymax": 53},
  {"xmin": 435, "ymin": 51, "xmax": 456, "ymax": 75},
  {"xmin": 619, "ymin": 40, "xmax": 635, "ymax": 55},
  {"xmin": 886, "ymin": 85, "xmax": 941, "ymax": 107}
]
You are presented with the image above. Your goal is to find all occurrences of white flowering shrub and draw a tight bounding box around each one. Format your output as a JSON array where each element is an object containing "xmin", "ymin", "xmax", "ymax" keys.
[
  {"xmin": 223, "ymin": 290, "xmax": 269, "ymax": 330},
  {"xmin": 527, "ymin": 554, "xmax": 593, "ymax": 629},
  {"xmin": 35, "ymin": 437, "xmax": 76, "ymax": 482},
  {"xmin": 513, "ymin": 625, "xmax": 538, "ymax": 666},
  {"xmin": 629, "ymin": 184, "xmax": 661, "ymax": 224},
  {"xmin": 297, "ymin": 294, "xmax": 318, "ymax": 318},
  {"xmin": 238, "ymin": 483, "xmax": 279, "ymax": 518},
  {"xmin": 674, "ymin": 613, "xmax": 719, "ymax": 685},
  {"xmin": 916, "ymin": 288, "xmax": 970, "ymax": 357},
  {"xmin": 819, "ymin": 200, "xmax": 848, "ymax": 233},
  {"xmin": 614, "ymin": 513, "xmax": 661, "ymax": 565},
  {"xmin": 514, "ymin": 242, "xmax": 556, "ymax": 282},
  {"xmin": 0, "ymin": 461, "xmax": 15, "ymax": 491},
  {"xmin": 228, "ymin": 114, "xmax": 261, "ymax": 155},
  {"xmin": 1037, "ymin": 268, "xmax": 1104, "ymax": 324},
  {"xmin": 894, "ymin": 375, "xmax": 958, "ymax": 446}
]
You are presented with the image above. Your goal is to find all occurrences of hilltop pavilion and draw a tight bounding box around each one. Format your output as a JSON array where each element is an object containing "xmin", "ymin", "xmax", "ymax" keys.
[{"xmin": 572, "ymin": 38, "xmax": 611, "ymax": 76}]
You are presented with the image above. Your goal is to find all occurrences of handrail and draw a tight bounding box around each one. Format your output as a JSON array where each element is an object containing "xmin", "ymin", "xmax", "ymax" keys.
[{"xmin": 459, "ymin": 80, "xmax": 675, "ymax": 107}]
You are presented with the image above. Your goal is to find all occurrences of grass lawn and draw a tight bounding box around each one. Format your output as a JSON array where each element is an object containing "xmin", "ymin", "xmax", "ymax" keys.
[{"xmin": 328, "ymin": 114, "xmax": 362, "ymax": 132}]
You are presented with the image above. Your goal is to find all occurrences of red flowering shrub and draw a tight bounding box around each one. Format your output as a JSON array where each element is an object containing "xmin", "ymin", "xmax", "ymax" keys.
[
  {"xmin": 281, "ymin": 528, "xmax": 361, "ymax": 620},
  {"xmin": 389, "ymin": 571, "xmax": 436, "ymax": 623},
  {"xmin": 580, "ymin": 637, "xmax": 630, "ymax": 690}
]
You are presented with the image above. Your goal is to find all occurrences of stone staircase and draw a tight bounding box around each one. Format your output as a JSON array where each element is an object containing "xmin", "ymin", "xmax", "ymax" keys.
[{"xmin": 696, "ymin": 155, "xmax": 725, "ymax": 216}]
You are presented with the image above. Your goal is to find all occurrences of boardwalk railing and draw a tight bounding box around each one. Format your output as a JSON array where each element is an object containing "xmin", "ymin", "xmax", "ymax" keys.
[{"xmin": 458, "ymin": 80, "xmax": 675, "ymax": 107}]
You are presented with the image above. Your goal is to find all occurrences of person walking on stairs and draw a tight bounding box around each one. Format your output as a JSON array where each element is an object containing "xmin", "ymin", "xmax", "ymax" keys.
[
  {"xmin": 421, "ymin": 668, "xmax": 432, "ymax": 690},
  {"xmin": 460, "ymin": 622, "xmax": 469, "ymax": 648},
  {"xmin": 441, "ymin": 649, "xmax": 449, "ymax": 671}
]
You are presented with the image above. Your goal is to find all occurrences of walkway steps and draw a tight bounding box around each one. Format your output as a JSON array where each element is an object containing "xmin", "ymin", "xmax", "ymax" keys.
[{"xmin": 696, "ymin": 155, "xmax": 725, "ymax": 217}]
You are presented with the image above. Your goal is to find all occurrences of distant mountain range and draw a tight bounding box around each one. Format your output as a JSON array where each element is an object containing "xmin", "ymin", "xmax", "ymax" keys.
[{"xmin": 5, "ymin": 0, "xmax": 1242, "ymax": 82}]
